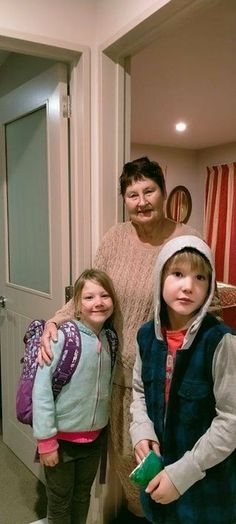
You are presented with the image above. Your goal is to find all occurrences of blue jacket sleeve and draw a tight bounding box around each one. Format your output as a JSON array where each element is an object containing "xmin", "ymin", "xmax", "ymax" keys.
[{"xmin": 32, "ymin": 331, "xmax": 65, "ymax": 439}]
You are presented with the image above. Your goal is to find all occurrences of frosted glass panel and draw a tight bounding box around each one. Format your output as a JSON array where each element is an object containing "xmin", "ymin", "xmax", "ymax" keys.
[{"xmin": 5, "ymin": 107, "xmax": 50, "ymax": 293}]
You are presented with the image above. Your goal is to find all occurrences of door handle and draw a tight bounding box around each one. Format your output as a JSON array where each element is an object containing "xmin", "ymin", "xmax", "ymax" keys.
[
  {"xmin": 0, "ymin": 296, "xmax": 6, "ymax": 308},
  {"xmin": 65, "ymin": 286, "xmax": 74, "ymax": 303}
]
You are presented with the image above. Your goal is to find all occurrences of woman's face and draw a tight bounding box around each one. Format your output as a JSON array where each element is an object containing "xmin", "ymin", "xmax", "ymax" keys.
[{"xmin": 124, "ymin": 176, "xmax": 166, "ymax": 226}]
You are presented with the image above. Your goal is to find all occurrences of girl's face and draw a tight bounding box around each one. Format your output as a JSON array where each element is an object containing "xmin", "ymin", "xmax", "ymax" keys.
[
  {"xmin": 162, "ymin": 260, "xmax": 209, "ymax": 330},
  {"xmin": 79, "ymin": 279, "xmax": 114, "ymax": 334},
  {"xmin": 124, "ymin": 176, "xmax": 165, "ymax": 226}
]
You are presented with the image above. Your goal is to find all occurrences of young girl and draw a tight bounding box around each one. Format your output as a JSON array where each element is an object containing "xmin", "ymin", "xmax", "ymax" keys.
[
  {"xmin": 130, "ymin": 236, "xmax": 236, "ymax": 524},
  {"xmin": 32, "ymin": 269, "xmax": 118, "ymax": 524}
]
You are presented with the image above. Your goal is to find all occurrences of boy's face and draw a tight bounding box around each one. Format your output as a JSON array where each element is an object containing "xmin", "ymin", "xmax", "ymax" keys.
[{"xmin": 162, "ymin": 260, "xmax": 210, "ymax": 330}]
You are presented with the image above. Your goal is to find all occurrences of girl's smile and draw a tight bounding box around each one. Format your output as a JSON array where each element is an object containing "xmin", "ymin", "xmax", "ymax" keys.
[{"xmin": 79, "ymin": 280, "xmax": 114, "ymax": 334}]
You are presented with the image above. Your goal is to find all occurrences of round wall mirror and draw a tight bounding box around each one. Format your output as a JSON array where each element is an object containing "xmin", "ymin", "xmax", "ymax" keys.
[{"xmin": 166, "ymin": 185, "xmax": 192, "ymax": 224}]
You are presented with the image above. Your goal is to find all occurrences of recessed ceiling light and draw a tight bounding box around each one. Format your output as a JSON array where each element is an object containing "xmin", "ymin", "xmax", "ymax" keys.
[{"xmin": 175, "ymin": 122, "xmax": 187, "ymax": 132}]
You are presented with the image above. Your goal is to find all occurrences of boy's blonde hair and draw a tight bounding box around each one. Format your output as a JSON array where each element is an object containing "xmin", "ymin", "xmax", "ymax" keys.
[
  {"xmin": 73, "ymin": 268, "xmax": 117, "ymax": 325},
  {"xmin": 160, "ymin": 248, "xmax": 212, "ymax": 323},
  {"xmin": 162, "ymin": 248, "xmax": 212, "ymax": 283}
]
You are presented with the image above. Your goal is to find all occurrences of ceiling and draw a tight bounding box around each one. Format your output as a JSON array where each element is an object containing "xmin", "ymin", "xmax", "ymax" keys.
[
  {"xmin": 131, "ymin": 0, "xmax": 236, "ymax": 150},
  {"xmin": 0, "ymin": 1, "xmax": 235, "ymax": 151}
]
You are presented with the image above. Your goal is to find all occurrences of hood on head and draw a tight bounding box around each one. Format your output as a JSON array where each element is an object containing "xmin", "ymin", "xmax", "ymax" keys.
[{"xmin": 154, "ymin": 235, "xmax": 216, "ymax": 339}]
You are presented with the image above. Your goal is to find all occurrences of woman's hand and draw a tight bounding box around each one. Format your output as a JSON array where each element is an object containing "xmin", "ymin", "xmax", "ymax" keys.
[
  {"xmin": 134, "ymin": 439, "xmax": 160, "ymax": 463},
  {"xmin": 145, "ymin": 469, "xmax": 180, "ymax": 504},
  {"xmin": 39, "ymin": 449, "xmax": 59, "ymax": 467},
  {"xmin": 37, "ymin": 322, "xmax": 58, "ymax": 366}
]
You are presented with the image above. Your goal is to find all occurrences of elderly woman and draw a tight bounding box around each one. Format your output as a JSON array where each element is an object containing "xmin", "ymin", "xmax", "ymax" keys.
[{"xmin": 40, "ymin": 157, "xmax": 200, "ymax": 523}]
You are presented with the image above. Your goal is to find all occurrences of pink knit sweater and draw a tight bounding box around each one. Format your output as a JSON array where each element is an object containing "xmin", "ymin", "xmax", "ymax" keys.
[{"xmin": 49, "ymin": 220, "xmax": 200, "ymax": 388}]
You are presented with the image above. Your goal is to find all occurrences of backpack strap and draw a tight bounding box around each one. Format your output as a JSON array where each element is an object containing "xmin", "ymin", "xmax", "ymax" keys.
[
  {"xmin": 105, "ymin": 327, "xmax": 118, "ymax": 371},
  {"xmin": 99, "ymin": 327, "xmax": 118, "ymax": 484},
  {"xmin": 52, "ymin": 320, "xmax": 81, "ymax": 399}
]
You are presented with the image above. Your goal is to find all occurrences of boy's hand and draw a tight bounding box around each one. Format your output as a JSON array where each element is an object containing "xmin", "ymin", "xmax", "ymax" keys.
[
  {"xmin": 134, "ymin": 439, "xmax": 160, "ymax": 463},
  {"xmin": 39, "ymin": 450, "xmax": 59, "ymax": 467},
  {"xmin": 37, "ymin": 322, "xmax": 57, "ymax": 366},
  {"xmin": 145, "ymin": 469, "xmax": 180, "ymax": 504}
]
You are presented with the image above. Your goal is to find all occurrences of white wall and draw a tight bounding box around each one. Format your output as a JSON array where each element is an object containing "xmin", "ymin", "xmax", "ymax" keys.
[
  {"xmin": 197, "ymin": 142, "xmax": 236, "ymax": 173},
  {"xmin": 0, "ymin": 0, "xmax": 96, "ymax": 46},
  {"xmin": 95, "ymin": 0, "xmax": 170, "ymax": 47},
  {"xmin": 0, "ymin": 0, "xmax": 171, "ymax": 48}
]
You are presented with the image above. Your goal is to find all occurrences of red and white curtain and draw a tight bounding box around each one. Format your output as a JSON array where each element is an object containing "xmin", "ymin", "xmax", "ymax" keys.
[
  {"xmin": 169, "ymin": 190, "xmax": 184, "ymax": 222},
  {"xmin": 204, "ymin": 162, "xmax": 236, "ymax": 285}
]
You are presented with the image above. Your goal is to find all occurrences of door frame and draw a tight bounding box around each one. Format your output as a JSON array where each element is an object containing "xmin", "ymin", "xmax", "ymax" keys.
[
  {"xmin": 97, "ymin": 0, "xmax": 214, "ymax": 238},
  {"xmin": 0, "ymin": 32, "xmax": 91, "ymax": 282}
]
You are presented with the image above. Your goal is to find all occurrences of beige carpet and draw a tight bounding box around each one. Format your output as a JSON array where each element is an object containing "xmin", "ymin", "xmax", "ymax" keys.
[
  {"xmin": 0, "ymin": 433, "xmax": 47, "ymax": 524},
  {"xmin": 30, "ymin": 519, "xmax": 48, "ymax": 524}
]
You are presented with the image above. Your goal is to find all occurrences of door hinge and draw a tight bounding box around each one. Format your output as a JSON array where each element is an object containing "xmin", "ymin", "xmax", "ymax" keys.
[
  {"xmin": 62, "ymin": 95, "xmax": 71, "ymax": 118},
  {"xmin": 65, "ymin": 285, "xmax": 74, "ymax": 303}
]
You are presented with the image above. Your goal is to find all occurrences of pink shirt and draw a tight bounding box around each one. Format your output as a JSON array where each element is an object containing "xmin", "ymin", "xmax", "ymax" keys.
[{"xmin": 37, "ymin": 429, "xmax": 101, "ymax": 454}]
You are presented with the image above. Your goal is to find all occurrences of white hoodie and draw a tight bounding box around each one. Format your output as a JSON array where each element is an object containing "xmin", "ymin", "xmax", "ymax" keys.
[{"xmin": 153, "ymin": 235, "xmax": 216, "ymax": 348}]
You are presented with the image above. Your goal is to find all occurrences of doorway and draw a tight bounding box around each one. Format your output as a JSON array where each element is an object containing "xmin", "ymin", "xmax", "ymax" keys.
[{"xmin": 0, "ymin": 36, "xmax": 91, "ymax": 478}]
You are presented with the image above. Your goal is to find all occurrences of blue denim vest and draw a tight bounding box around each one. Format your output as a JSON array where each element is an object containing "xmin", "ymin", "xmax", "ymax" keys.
[{"xmin": 137, "ymin": 314, "xmax": 236, "ymax": 524}]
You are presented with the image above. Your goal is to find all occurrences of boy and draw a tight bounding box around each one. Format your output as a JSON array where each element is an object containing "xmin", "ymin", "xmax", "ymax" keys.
[{"xmin": 130, "ymin": 235, "xmax": 236, "ymax": 524}]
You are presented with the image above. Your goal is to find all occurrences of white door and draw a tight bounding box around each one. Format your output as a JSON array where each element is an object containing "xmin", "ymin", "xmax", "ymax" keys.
[{"xmin": 0, "ymin": 63, "xmax": 70, "ymax": 479}]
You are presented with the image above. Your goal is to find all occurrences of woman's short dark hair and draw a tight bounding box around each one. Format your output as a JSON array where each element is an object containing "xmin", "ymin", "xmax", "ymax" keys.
[{"xmin": 120, "ymin": 156, "xmax": 166, "ymax": 197}]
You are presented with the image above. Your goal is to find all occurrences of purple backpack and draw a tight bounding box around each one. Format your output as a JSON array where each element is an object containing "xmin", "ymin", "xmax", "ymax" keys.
[
  {"xmin": 16, "ymin": 319, "xmax": 81, "ymax": 425},
  {"xmin": 16, "ymin": 319, "xmax": 118, "ymax": 426}
]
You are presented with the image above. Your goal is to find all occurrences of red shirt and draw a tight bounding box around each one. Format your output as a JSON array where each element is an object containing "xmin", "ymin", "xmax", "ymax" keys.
[{"xmin": 162, "ymin": 328, "xmax": 186, "ymax": 404}]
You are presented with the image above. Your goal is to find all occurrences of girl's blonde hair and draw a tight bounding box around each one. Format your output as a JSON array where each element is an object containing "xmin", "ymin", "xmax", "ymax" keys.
[{"xmin": 73, "ymin": 268, "xmax": 117, "ymax": 326}]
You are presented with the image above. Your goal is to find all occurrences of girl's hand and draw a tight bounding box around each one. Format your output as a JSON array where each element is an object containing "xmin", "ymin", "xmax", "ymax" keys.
[
  {"xmin": 146, "ymin": 469, "xmax": 180, "ymax": 504},
  {"xmin": 134, "ymin": 439, "xmax": 160, "ymax": 463},
  {"xmin": 37, "ymin": 322, "xmax": 57, "ymax": 366},
  {"xmin": 39, "ymin": 450, "xmax": 59, "ymax": 467}
]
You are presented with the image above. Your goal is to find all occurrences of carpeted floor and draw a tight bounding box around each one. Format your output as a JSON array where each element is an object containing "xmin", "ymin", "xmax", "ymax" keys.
[
  {"xmin": 0, "ymin": 424, "xmax": 47, "ymax": 524},
  {"xmin": 29, "ymin": 520, "xmax": 48, "ymax": 524}
]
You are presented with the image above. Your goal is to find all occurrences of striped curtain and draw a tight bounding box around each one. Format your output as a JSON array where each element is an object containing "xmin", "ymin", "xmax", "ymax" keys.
[
  {"xmin": 169, "ymin": 190, "xmax": 187, "ymax": 222},
  {"xmin": 204, "ymin": 162, "xmax": 236, "ymax": 285},
  {"xmin": 169, "ymin": 190, "xmax": 181, "ymax": 221}
]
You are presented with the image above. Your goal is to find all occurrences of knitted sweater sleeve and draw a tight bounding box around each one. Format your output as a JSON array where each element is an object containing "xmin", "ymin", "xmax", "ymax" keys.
[{"xmin": 47, "ymin": 298, "xmax": 75, "ymax": 327}]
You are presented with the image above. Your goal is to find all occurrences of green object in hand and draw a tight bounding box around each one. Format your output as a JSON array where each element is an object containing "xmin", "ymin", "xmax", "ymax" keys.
[{"xmin": 129, "ymin": 450, "xmax": 163, "ymax": 487}]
